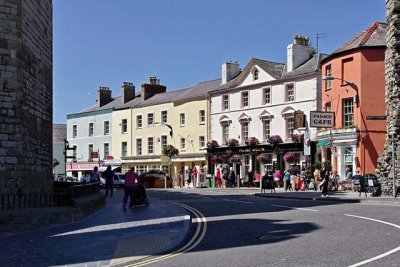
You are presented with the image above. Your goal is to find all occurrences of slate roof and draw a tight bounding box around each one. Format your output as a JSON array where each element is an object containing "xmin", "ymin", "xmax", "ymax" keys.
[
  {"xmin": 53, "ymin": 124, "xmax": 66, "ymax": 142},
  {"xmin": 136, "ymin": 79, "xmax": 220, "ymax": 108},
  {"xmin": 324, "ymin": 22, "xmax": 386, "ymax": 62},
  {"xmin": 282, "ymin": 53, "xmax": 327, "ymax": 78}
]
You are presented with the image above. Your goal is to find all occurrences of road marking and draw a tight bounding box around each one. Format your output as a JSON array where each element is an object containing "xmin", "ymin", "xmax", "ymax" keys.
[
  {"xmin": 271, "ymin": 204, "xmax": 319, "ymax": 212},
  {"xmin": 345, "ymin": 214, "xmax": 400, "ymax": 267},
  {"xmin": 222, "ymin": 199, "xmax": 253, "ymax": 204},
  {"xmin": 125, "ymin": 203, "xmax": 207, "ymax": 266}
]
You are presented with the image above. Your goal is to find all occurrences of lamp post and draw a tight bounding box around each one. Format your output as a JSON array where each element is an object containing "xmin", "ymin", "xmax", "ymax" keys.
[{"xmin": 322, "ymin": 76, "xmax": 359, "ymax": 106}]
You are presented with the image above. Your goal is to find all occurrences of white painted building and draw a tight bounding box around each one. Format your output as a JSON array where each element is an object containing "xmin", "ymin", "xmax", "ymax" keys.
[{"xmin": 208, "ymin": 36, "xmax": 324, "ymax": 182}]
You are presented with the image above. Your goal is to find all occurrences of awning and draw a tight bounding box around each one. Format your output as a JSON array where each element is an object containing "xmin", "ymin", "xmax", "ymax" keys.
[{"xmin": 316, "ymin": 140, "xmax": 330, "ymax": 148}]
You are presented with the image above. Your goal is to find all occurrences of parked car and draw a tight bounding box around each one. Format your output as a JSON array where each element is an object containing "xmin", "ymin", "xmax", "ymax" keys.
[
  {"xmin": 57, "ymin": 176, "xmax": 78, "ymax": 182},
  {"xmin": 139, "ymin": 170, "xmax": 172, "ymax": 188},
  {"xmin": 100, "ymin": 173, "xmax": 125, "ymax": 188}
]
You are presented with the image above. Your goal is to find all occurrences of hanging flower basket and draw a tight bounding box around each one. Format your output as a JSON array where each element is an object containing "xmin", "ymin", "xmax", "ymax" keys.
[
  {"xmin": 210, "ymin": 155, "xmax": 224, "ymax": 164},
  {"xmin": 256, "ymin": 153, "xmax": 270, "ymax": 163},
  {"xmin": 162, "ymin": 144, "xmax": 179, "ymax": 158},
  {"xmin": 207, "ymin": 140, "xmax": 220, "ymax": 149},
  {"xmin": 268, "ymin": 135, "xmax": 283, "ymax": 146},
  {"xmin": 229, "ymin": 154, "xmax": 242, "ymax": 164},
  {"xmin": 245, "ymin": 137, "xmax": 260, "ymax": 146},
  {"xmin": 227, "ymin": 138, "xmax": 239, "ymax": 147},
  {"xmin": 283, "ymin": 152, "xmax": 296, "ymax": 162},
  {"xmin": 291, "ymin": 133, "xmax": 303, "ymax": 143}
]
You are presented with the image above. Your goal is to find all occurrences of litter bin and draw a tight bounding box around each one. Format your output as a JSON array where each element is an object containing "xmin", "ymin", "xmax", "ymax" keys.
[{"xmin": 206, "ymin": 174, "xmax": 213, "ymax": 188}]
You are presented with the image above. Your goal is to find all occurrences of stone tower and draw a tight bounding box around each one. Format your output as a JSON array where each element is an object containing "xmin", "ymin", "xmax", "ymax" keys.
[
  {"xmin": 376, "ymin": 0, "xmax": 400, "ymax": 196},
  {"xmin": 0, "ymin": 0, "xmax": 53, "ymax": 194}
]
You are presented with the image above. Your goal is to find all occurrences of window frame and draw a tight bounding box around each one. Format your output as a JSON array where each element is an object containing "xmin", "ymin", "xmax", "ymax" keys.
[
  {"xmin": 241, "ymin": 121, "xmax": 249, "ymax": 143},
  {"xmin": 180, "ymin": 113, "xmax": 185, "ymax": 127},
  {"xmin": 242, "ymin": 91, "xmax": 249, "ymax": 107},
  {"xmin": 253, "ymin": 68, "xmax": 259, "ymax": 81},
  {"xmin": 161, "ymin": 110, "xmax": 168, "ymax": 124},
  {"xmin": 88, "ymin": 144, "xmax": 93, "ymax": 161},
  {"xmin": 88, "ymin": 123, "xmax": 94, "ymax": 137},
  {"xmin": 342, "ymin": 98, "xmax": 354, "ymax": 127},
  {"xmin": 121, "ymin": 142, "xmax": 127, "ymax": 157},
  {"xmin": 147, "ymin": 113, "xmax": 154, "ymax": 127},
  {"xmin": 148, "ymin": 137, "xmax": 154, "ymax": 155},
  {"xmin": 136, "ymin": 138, "xmax": 142, "ymax": 156},
  {"xmin": 263, "ymin": 87, "xmax": 271, "ymax": 105},
  {"xmin": 199, "ymin": 110, "xmax": 205, "ymax": 124},
  {"xmin": 121, "ymin": 119, "xmax": 128, "ymax": 133},
  {"xmin": 199, "ymin": 136, "xmax": 205, "ymax": 148},
  {"xmin": 161, "ymin": 135, "xmax": 168, "ymax": 151},
  {"xmin": 222, "ymin": 124, "xmax": 229, "ymax": 144},
  {"xmin": 325, "ymin": 65, "xmax": 332, "ymax": 90},
  {"xmin": 285, "ymin": 83, "xmax": 295, "ymax": 102},
  {"xmin": 103, "ymin": 120, "xmax": 110, "ymax": 135},
  {"xmin": 222, "ymin": 94, "xmax": 230, "ymax": 110},
  {"xmin": 72, "ymin": 125, "xmax": 77, "ymax": 138},
  {"xmin": 180, "ymin": 137, "xmax": 186, "ymax": 151},
  {"xmin": 103, "ymin": 143, "xmax": 109, "ymax": 159},
  {"xmin": 286, "ymin": 117, "xmax": 295, "ymax": 140},
  {"xmin": 136, "ymin": 115, "xmax": 142, "ymax": 128},
  {"xmin": 263, "ymin": 119, "xmax": 271, "ymax": 141}
]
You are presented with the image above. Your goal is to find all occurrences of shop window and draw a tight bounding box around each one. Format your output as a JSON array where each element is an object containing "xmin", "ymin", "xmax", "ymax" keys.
[{"xmin": 343, "ymin": 98, "xmax": 354, "ymax": 127}]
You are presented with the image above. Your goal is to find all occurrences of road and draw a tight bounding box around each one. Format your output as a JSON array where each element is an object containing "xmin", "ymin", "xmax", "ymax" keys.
[{"xmin": 135, "ymin": 188, "xmax": 400, "ymax": 267}]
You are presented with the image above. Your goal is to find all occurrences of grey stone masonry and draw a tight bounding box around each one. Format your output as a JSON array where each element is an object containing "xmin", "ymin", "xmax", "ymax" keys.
[
  {"xmin": 0, "ymin": 0, "xmax": 53, "ymax": 194},
  {"xmin": 376, "ymin": 0, "xmax": 400, "ymax": 196}
]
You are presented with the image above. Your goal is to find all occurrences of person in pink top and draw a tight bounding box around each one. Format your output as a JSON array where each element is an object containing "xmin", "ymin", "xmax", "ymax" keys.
[
  {"xmin": 215, "ymin": 165, "xmax": 222, "ymax": 188},
  {"xmin": 123, "ymin": 167, "xmax": 138, "ymax": 211}
]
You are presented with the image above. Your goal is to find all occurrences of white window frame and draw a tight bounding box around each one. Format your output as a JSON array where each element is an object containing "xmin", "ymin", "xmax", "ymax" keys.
[
  {"xmin": 199, "ymin": 110, "xmax": 205, "ymax": 124},
  {"xmin": 180, "ymin": 138, "xmax": 186, "ymax": 151},
  {"xmin": 180, "ymin": 113, "xmax": 185, "ymax": 127},
  {"xmin": 104, "ymin": 143, "xmax": 109, "ymax": 159},
  {"xmin": 136, "ymin": 138, "xmax": 142, "ymax": 156},
  {"xmin": 343, "ymin": 98, "xmax": 354, "ymax": 127},
  {"xmin": 285, "ymin": 83, "xmax": 295, "ymax": 102},
  {"xmin": 263, "ymin": 87, "xmax": 271, "ymax": 105},
  {"xmin": 199, "ymin": 136, "xmax": 205, "ymax": 148},
  {"xmin": 326, "ymin": 65, "xmax": 332, "ymax": 90},
  {"xmin": 88, "ymin": 123, "xmax": 94, "ymax": 137},
  {"xmin": 263, "ymin": 119, "xmax": 271, "ymax": 141},
  {"xmin": 147, "ymin": 113, "xmax": 154, "ymax": 127},
  {"xmin": 222, "ymin": 124, "xmax": 229, "ymax": 144},
  {"xmin": 161, "ymin": 110, "xmax": 168, "ymax": 124},
  {"xmin": 253, "ymin": 68, "xmax": 259, "ymax": 81},
  {"xmin": 121, "ymin": 142, "xmax": 127, "ymax": 157},
  {"xmin": 161, "ymin": 135, "xmax": 168, "ymax": 151},
  {"xmin": 104, "ymin": 121, "xmax": 110, "ymax": 135},
  {"xmin": 72, "ymin": 125, "xmax": 77, "ymax": 138},
  {"xmin": 148, "ymin": 137, "xmax": 154, "ymax": 155},
  {"xmin": 136, "ymin": 115, "xmax": 142, "ymax": 128},
  {"xmin": 286, "ymin": 117, "xmax": 295, "ymax": 140},
  {"xmin": 121, "ymin": 119, "xmax": 127, "ymax": 133},
  {"xmin": 242, "ymin": 91, "xmax": 249, "ymax": 107},
  {"xmin": 222, "ymin": 94, "xmax": 229, "ymax": 110},
  {"xmin": 241, "ymin": 121, "xmax": 249, "ymax": 143},
  {"xmin": 88, "ymin": 144, "xmax": 93, "ymax": 160}
]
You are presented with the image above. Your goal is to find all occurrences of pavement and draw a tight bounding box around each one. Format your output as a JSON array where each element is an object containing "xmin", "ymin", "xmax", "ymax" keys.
[
  {"xmin": 0, "ymin": 189, "xmax": 191, "ymax": 267},
  {"xmin": 254, "ymin": 186, "xmax": 400, "ymax": 205}
]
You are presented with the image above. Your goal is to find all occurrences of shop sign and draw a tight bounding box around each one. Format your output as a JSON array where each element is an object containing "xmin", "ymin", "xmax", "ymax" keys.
[
  {"xmin": 310, "ymin": 111, "xmax": 335, "ymax": 128},
  {"xmin": 366, "ymin": 116, "xmax": 386, "ymax": 120}
]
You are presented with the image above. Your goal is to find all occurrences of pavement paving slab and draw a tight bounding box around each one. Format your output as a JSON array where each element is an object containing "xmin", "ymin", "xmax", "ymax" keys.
[{"xmin": 0, "ymin": 194, "xmax": 191, "ymax": 267}]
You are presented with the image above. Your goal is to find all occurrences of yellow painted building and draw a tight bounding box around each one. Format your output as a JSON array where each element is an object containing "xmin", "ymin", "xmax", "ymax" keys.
[{"xmin": 112, "ymin": 79, "xmax": 220, "ymax": 183}]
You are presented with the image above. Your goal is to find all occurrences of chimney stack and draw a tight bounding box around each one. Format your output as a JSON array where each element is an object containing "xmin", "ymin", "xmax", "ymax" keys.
[
  {"xmin": 141, "ymin": 76, "xmax": 166, "ymax": 101},
  {"xmin": 221, "ymin": 61, "xmax": 240, "ymax": 84},
  {"xmin": 287, "ymin": 35, "xmax": 315, "ymax": 72},
  {"xmin": 96, "ymin": 86, "xmax": 112, "ymax": 107},
  {"xmin": 121, "ymin": 82, "xmax": 135, "ymax": 104}
]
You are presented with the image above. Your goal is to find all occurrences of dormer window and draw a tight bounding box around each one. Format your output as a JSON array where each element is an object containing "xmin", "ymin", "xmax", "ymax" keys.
[{"xmin": 253, "ymin": 68, "xmax": 259, "ymax": 81}]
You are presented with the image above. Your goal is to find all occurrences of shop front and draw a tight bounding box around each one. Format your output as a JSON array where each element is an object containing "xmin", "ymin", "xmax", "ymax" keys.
[{"xmin": 66, "ymin": 162, "xmax": 101, "ymax": 179}]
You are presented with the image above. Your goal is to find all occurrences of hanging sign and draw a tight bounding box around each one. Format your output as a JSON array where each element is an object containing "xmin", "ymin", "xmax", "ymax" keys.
[{"xmin": 310, "ymin": 111, "xmax": 335, "ymax": 128}]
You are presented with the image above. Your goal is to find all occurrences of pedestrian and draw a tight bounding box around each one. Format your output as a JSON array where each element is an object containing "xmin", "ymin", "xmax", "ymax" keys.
[
  {"xmin": 248, "ymin": 169, "xmax": 254, "ymax": 187},
  {"xmin": 284, "ymin": 170, "xmax": 291, "ymax": 191},
  {"xmin": 215, "ymin": 165, "xmax": 222, "ymax": 188},
  {"xmin": 228, "ymin": 167, "xmax": 236, "ymax": 188},
  {"xmin": 254, "ymin": 170, "xmax": 261, "ymax": 187},
  {"xmin": 90, "ymin": 166, "xmax": 100, "ymax": 183},
  {"xmin": 289, "ymin": 164, "xmax": 299, "ymax": 191},
  {"xmin": 82, "ymin": 172, "xmax": 91, "ymax": 183},
  {"xmin": 104, "ymin": 165, "xmax": 114, "ymax": 197},
  {"xmin": 274, "ymin": 170, "xmax": 282, "ymax": 187},
  {"xmin": 305, "ymin": 167, "xmax": 313, "ymax": 190},
  {"xmin": 222, "ymin": 164, "xmax": 230, "ymax": 188},
  {"xmin": 192, "ymin": 166, "xmax": 198, "ymax": 187},
  {"xmin": 320, "ymin": 165, "xmax": 329, "ymax": 197},
  {"xmin": 177, "ymin": 171, "xmax": 183, "ymax": 188},
  {"xmin": 186, "ymin": 168, "xmax": 192, "ymax": 188},
  {"xmin": 123, "ymin": 167, "xmax": 138, "ymax": 211},
  {"xmin": 313, "ymin": 168, "xmax": 320, "ymax": 191}
]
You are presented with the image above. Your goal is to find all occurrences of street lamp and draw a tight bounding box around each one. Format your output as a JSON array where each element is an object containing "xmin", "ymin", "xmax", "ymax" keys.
[{"xmin": 322, "ymin": 76, "xmax": 359, "ymax": 106}]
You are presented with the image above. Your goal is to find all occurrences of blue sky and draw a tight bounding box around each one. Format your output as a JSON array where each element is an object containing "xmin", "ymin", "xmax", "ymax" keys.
[{"xmin": 53, "ymin": 0, "xmax": 386, "ymax": 123}]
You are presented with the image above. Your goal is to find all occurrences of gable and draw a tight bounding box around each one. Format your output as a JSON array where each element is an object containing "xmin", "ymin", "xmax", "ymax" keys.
[{"xmin": 239, "ymin": 65, "xmax": 276, "ymax": 87}]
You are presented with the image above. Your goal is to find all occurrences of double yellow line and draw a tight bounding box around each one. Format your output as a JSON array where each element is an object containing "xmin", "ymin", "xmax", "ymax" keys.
[{"xmin": 123, "ymin": 203, "xmax": 207, "ymax": 266}]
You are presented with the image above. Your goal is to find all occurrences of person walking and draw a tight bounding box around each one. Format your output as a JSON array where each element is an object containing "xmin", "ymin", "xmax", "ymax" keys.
[
  {"xmin": 254, "ymin": 170, "xmax": 261, "ymax": 187},
  {"xmin": 104, "ymin": 165, "xmax": 114, "ymax": 197},
  {"xmin": 215, "ymin": 165, "xmax": 222, "ymax": 188},
  {"xmin": 90, "ymin": 166, "xmax": 100, "ymax": 183},
  {"xmin": 228, "ymin": 167, "xmax": 236, "ymax": 188},
  {"xmin": 284, "ymin": 170, "xmax": 291, "ymax": 191},
  {"xmin": 320, "ymin": 165, "xmax": 329, "ymax": 197},
  {"xmin": 247, "ymin": 169, "xmax": 254, "ymax": 187},
  {"xmin": 123, "ymin": 167, "xmax": 137, "ymax": 211},
  {"xmin": 274, "ymin": 170, "xmax": 282, "ymax": 187},
  {"xmin": 289, "ymin": 164, "xmax": 299, "ymax": 191},
  {"xmin": 192, "ymin": 166, "xmax": 198, "ymax": 188}
]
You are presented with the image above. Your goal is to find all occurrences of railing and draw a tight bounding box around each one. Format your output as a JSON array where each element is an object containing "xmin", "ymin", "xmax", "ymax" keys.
[{"xmin": 0, "ymin": 193, "xmax": 72, "ymax": 210}]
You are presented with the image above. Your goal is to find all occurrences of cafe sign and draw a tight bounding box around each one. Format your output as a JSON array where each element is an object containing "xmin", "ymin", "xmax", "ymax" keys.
[{"xmin": 310, "ymin": 111, "xmax": 335, "ymax": 128}]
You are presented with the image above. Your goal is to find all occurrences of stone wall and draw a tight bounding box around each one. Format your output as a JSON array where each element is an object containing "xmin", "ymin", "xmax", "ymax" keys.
[
  {"xmin": 0, "ymin": 0, "xmax": 53, "ymax": 194},
  {"xmin": 376, "ymin": 0, "xmax": 400, "ymax": 195}
]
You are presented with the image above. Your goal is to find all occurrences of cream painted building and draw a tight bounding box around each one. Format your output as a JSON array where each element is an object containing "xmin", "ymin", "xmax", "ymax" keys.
[{"xmin": 119, "ymin": 79, "xmax": 220, "ymax": 181}]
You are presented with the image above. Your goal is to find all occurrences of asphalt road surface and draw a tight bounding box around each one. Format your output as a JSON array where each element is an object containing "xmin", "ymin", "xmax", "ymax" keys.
[{"xmin": 139, "ymin": 188, "xmax": 400, "ymax": 267}]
